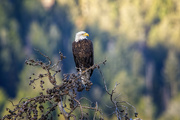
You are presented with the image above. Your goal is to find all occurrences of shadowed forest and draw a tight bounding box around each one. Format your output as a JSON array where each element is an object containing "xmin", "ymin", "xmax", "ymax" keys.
[{"xmin": 0, "ymin": 0, "xmax": 180, "ymax": 119}]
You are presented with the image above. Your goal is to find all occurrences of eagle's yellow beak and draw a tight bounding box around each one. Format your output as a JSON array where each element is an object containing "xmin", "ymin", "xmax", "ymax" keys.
[{"xmin": 83, "ymin": 33, "xmax": 89, "ymax": 37}]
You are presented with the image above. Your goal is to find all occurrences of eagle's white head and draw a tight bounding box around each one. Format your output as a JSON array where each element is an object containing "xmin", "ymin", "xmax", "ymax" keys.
[{"xmin": 75, "ymin": 31, "xmax": 89, "ymax": 42}]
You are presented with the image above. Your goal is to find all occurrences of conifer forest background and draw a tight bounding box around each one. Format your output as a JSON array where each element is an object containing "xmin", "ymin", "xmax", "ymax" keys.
[{"xmin": 0, "ymin": 0, "xmax": 180, "ymax": 119}]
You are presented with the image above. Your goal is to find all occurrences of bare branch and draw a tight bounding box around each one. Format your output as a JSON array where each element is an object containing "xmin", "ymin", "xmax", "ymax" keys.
[{"xmin": 2, "ymin": 50, "xmax": 139, "ymax": 120}]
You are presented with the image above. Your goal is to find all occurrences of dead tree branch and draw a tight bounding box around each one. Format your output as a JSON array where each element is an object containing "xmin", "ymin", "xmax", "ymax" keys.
[{"xmin": 1, "ymin": 51, "xmax": 139, "ymax": 120}]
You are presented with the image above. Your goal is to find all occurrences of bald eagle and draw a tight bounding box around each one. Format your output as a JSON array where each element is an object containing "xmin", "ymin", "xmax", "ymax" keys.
[{"xmin": 72, "ymin": 31, "xmax": 94, "ymax": 85}]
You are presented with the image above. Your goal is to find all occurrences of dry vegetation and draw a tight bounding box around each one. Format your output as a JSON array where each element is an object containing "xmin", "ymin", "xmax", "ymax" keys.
[{"xmin": 1, "ymin": 50, "xmax": 139, "ymax": 120}]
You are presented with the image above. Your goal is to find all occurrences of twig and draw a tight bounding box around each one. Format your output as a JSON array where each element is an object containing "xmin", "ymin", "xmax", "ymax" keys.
[
  {"xmin": 58, "ymin": 97, "xmax": 69, "ymax": 120},
  {"xmin": 72, "ymin": 98, "xmax": 83, "ymax": 120},
  {"xmin": 34, "ymin": 48, "xmax": 52, "ymax": 66},
  {"xmin": 93, "ymin": 102, "xmax": 98, "ymax": 120},
  {"xmin": 97, "ymin": 66, "xmax": 111, "ymax": 95}
]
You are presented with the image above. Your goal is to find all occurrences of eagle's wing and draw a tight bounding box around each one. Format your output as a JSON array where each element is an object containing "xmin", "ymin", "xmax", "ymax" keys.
[
  {"xmin": 87, "ymin": 40, "xmax": 94, "ymax": 76},
  {"xmin": 72, "ymin": 40, "xmax": 94, "ymax": 74},
  {"xmin": 72, "ymin": 42, "xmax": 80, "ymax": 69}
]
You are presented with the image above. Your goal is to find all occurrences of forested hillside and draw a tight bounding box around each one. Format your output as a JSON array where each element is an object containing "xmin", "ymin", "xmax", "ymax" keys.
[{"xmin": 0, "ymin": 0, "xmax": 180, "ymax": 119}]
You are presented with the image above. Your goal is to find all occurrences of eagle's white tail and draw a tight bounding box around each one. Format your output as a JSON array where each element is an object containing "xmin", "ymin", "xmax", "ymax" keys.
[
  {"xmin": 81, "ymin": 72, "xmax": 90, "ymax": 85},
  {"xmin": 79, "ymin": 69, "xmax": 91, "ymax": 85}
]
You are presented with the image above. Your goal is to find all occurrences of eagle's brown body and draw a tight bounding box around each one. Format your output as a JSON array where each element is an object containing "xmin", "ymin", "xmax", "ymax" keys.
[{"xmin": 72, "ymin": 39, "xmax": 94, "ymax": 78}]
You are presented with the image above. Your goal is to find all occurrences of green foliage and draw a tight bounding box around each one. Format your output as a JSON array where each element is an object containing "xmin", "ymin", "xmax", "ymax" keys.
[
  {"xmin": 164, "ymin": 50, "xmax": 180, "ymax": 97},
  {"xmin": 1, "ymin": 0, "xmax": 180, "ymax": 119},
  {"xmin": 158, "ymin": 94, "xmax": 180, "ymax": 120},
  {"xmin": 23, "ymin": 0, "xmax": 44, "ymax": 15},
  {"xmin": 29, "ymin": 21, "xmax": 50, "ymax": 54},
  {"xmin": 0, "ymin": 89, "xmax": 7, "ymax": 110},
  {"xmin": 137, "ymin": 96, "xmax": 155, "ymax": 120}
]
